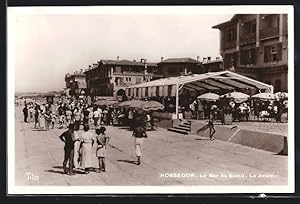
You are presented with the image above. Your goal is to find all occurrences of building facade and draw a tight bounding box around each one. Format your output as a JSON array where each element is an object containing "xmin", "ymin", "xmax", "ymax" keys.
[
  {"xmin": 64, "ymin": 70, "xmax": 87, "ymax": 97},
  {"xmin": 157, "ymin": 58, "xmax": 202, "ymax": 78},
  {"xmin": 84, "ymin": 59, "xmax": 159, "ymax": 99},
  {"xmin": 213, "ymin": 14, "xmax": 288, "ymax": 92},
  {"xmin": 202, "ymin": 57, "xmax": 223, "ymax": 73}
]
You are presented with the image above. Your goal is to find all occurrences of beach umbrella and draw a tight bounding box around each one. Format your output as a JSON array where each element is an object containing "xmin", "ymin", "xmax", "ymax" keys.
[
  {"xmin": 118, "ymin": 100, "xmax": 133, "ymax": 107},
  {"xmin": 140, "ymin": 100, "xmax": 165, "ymax": 111},
  {"xmin": 129, "ymin": 100, "xmax": 146, "ymax": 108},
  {"xmin": 274, "ymin": 92, "xmax": 288, "ymax": 99},
  {"xmin": 94, "ymin": 100, "xmax": 118, "ymax": 106},
  {"xmin": 252, "ymin": 92, "xmax": 275, "ymax": 100},
  {"xmin": 221, "ymin": 92, "xmax": 249, "ymax": 103},
  {"xmin": 197, "ymin": 93, "xmax": 219, "ymax": 101},
  {"xmin": 118, "ymin": 100, "xmax": 143, "ymax": 108}
]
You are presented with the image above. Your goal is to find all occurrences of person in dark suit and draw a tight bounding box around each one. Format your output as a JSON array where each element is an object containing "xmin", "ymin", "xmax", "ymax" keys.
[
  {"xmin": 59, "ymin": 124, "xmax": 79, "ymax": 175},
  {"xmin": 23, "ymin": 105, "xmax": 28, "ymax": 122}
]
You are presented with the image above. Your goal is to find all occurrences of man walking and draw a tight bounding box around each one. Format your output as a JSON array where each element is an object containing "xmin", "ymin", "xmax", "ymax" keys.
[
  {"xmin": 59, "ymin": 124, "xmax": 78, "ymax": 175},
  {"xmin": 208, "ymin": 111, "xmax": 216, "ymax": 141},
  {"xmin": 23, "ymin": 105, "xmax": 28, "ymax": 123}
]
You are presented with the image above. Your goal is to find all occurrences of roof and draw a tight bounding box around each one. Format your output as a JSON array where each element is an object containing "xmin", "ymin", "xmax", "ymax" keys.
[
  {"xmin": 158, "ymin": 58, "xmax": 200, "ymax": 64},
  {"xmin": 212, "ymin": 14, "xmax": 239, "ymax": 29},
  {"xmin": 100, "ymin": 59, "xmax": 157, "ymax": 67},
  {"xmin": 126, "ymin": 71, "xmax": 273, "ymax": 97},
  {"xmin": 202, "ymin": 59, "xmax": 223, "ymax": 65}
]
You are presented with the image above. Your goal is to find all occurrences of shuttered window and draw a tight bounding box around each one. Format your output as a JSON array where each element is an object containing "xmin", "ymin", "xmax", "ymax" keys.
[{"xmin": 264, "ymin": 43, "xmax": 282, "ymax": 63}]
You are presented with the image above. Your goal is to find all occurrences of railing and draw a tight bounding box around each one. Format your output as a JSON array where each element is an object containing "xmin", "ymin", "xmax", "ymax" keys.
[
  {"xmin": 224, "ymin": 40, "xmax": 237, "ymax": 49},
  {"xmin": 240, "ymin": 32, "xmax": 256, "ymax": 44},
  {"xmin": 260, "ymin": 27, "xmax": 279, "ymax": 39}
]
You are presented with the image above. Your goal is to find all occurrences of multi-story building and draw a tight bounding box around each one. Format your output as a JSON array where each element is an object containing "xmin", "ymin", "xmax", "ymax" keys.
[
  {"xmin": 213, "ymin": 14, "xmax": 288, "ymax": 92},
  {"xmin": 64, "ymin": 69, "xmax": 87, "ymax": 97},
  {"xmin": 84, "ymin": 58, "xmax": 158, "ymax": 100},
  {"xmin": 157, "ymin": 57, "xmax": 202, "ymax": 77},
  {"xmin": 202, "ymin": 57, "xmax": 223, "ymax": 73}
]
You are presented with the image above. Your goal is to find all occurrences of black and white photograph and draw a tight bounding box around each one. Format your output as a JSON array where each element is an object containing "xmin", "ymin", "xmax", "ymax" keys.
[{"xmin": 7, "ymin": 6, "xmax": 294, "ymax": 194}]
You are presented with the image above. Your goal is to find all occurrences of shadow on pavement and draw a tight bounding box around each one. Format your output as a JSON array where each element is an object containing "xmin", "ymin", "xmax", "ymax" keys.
[
  {"xmin": 117, "ymin": 159, "xmax": 137, "ymax": 165},
  {"xmin": 118, "ymin": 127, "xmax": 132, "ymax": 131},
  {"xmin": 195, "ymin": 138, "xmax": 211, "ymax": 141},
  {"xmin": 45, "ymin": 169, "xmax": 66, "ymax": 175},
  {"xmin": 52, "ymin": 165, "xmax": 63, "ymax": 169},
  {"xmin": 46, "ymin": 167, "xmax": 87, "ymax": 174},
  {"xmin": 32, "ymin": 129, "xmax": 47, "ymax": 131}
]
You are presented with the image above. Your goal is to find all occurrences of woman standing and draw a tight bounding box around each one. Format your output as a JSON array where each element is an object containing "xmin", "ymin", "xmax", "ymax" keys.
[
  {"xmin": 80, "ymin": 125, "xmax": 95, "ymax": 174},
  {"xmin": 95, "ymin": 127, "xmax": 110, "ymax": 173},
  {"xmin": 132, "ymin": 122, "xmax": 148, "ymax": 165},
  {"xmin": 34, "ymin": 104, "xmax": 40, "ymax": 129}
]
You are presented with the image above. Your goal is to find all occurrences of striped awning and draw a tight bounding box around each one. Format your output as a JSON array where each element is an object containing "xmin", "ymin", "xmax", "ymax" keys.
[{"xmin": 125, "ymin": 71, "xmax": 273, "ymax": 98}]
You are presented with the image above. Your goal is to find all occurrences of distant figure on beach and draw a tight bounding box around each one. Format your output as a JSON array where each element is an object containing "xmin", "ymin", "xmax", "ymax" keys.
[
  {"xmin": 208, "ymin": 111, "xmax": 216, "ymax": 140},
  {"xmin": 23, "ymin": 105, "xmax": 28, "ymax": 123}
]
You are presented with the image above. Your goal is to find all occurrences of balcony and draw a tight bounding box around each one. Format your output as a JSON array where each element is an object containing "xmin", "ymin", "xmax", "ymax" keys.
[
  {"xmin": 260, "ymin": 27, "xmax": 279, "ymax": 40},
  {"xmin": 240, "ymin": 32, "xmax": 256, "ymax": 45},
  {"xmin": 224, "ymin": 40, "xmax": 237, "ymax": 50}
]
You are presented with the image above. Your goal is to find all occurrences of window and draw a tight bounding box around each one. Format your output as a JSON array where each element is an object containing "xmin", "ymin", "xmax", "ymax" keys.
[
  {"xmin": 224, "ymin": 52, "xmax": 237, "ymax": 69},
  {"xmin": 264, "ymin": 43, "xmax": 282, "ymax": 63},
  {"xmin": 240, "ymin": 48, "xmax": 256, "ymax": 65},
  {"xmin": 243, "ymin": 20, "xmax": 256, "ymax": 34},
  {"xmin": 136, "ymin": 78, "xmax": 142, "ymax": 84},
  {"xmin": 227, "ymin": 29, "xmax": 234, "ymax": 41}
]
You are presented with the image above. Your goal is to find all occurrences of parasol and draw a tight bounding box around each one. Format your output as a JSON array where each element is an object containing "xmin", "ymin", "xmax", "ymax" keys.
[
  {"xmin": 197, "ymin": 93, "xmax": 219, "ymax": 101},
  {"xmin": 94, "ymin": 100, "xmax": 118, "ymax": 106},
  {"xmin": 139, "ymin": 100, "xmax": 164, "ymax": 111},
  {"xmin": 129, "ymin": 100, "xmax": 146, "ymax": 108},
  {"xmin": 252, "ymin": 92, "xmax": 275, "ymax": 100},
  {"xmin": 220, "ymin": 92, "xmax": 249, "ymax": 103},
  {"xmin": 118, "ymin": 100, "xmax": 134, "ymax": 107}
]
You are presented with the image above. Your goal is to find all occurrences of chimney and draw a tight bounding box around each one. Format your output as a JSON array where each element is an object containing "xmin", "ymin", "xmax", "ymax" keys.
[
  {"xmin": 202, "ymin": 57, "xmax": 207, "ymax": 63},
  {"xmin": 117, "ymin": 56, "xmax": 119, "ymax": 61},
  {"xmin": 207, "ymin": 57, "xmax": 211, "ymax": 61},
  {"xmin": 140, "ymin": 58, "xmax": 144, "ymax": 63},
  {"xmin": 161, "ymin": 57, "xmax": 164, "ymax": 62},
  {"xmin": 80, "ymin": 69, "xmax": 83, "ymax": 73},
  {"xmin": 197, "ymin": 56, "xmax": 200, "ymax": 61}
]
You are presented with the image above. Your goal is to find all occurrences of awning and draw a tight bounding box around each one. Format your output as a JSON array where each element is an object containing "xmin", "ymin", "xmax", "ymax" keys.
[{"xmin": 126, "ymin": 71, "xmax": 273, "ymax": 98}]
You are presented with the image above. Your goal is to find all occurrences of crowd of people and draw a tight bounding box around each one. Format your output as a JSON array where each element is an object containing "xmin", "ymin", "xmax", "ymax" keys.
[
  {"xmin": 21, "ymin": 98, "xmax": 150, "ymax": 176},
  {"xmin": 189, "ymin": 97, "xmax": 288, "ymax": 123},
  {"xmin": 22, "ymin": 98, "xmax": 154, "ymax": 132}
]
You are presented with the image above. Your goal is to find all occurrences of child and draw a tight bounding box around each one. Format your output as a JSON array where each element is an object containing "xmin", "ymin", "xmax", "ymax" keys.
[
  {"xmin": 50, "ymin": 111, "xmax": 56, "ymax": 129},
  {"xmin": 95, "ymin": 127, "xmax": 109, "ymax": 173}
]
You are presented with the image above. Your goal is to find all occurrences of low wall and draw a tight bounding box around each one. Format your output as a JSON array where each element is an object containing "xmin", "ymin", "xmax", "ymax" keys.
[
  {"xmin": 152, "ymin": 112, "xmax": 173, "ymax": 129},
  {"xmin": 190, "ymin": 121, "xmax": 287, "ymax": 155}
]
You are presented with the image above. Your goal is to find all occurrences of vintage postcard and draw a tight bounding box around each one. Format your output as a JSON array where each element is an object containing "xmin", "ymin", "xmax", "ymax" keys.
[{"xmin": 7, "ymin": 5, "xmax": 294, "ymax": 194}]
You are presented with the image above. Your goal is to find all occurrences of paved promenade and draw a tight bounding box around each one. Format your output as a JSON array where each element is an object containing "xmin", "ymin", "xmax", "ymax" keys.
[{"xmin": 15, "ymin": 107, "xmax": 288, "ymax": 186}]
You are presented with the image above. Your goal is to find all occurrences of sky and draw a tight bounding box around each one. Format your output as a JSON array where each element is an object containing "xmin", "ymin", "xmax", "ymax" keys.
[{"xmin": 11, "ymin": 11, "xmax": 233, "ymax": 93}]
